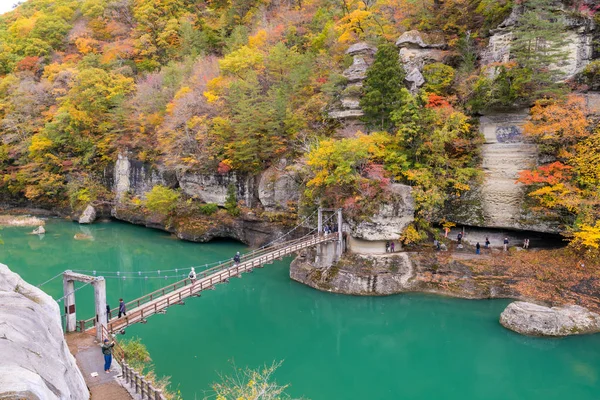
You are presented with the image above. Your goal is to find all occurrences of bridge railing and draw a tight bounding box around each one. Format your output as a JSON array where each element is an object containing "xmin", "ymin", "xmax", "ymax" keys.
[{"xmin": 82, "ymin": 233, "xmax": 335, "ymax": 330}]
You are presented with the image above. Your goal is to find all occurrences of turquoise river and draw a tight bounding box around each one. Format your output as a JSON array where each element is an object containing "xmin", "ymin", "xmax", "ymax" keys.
[{"xmin": 1, "ymin": 219, "xmax": 600, "ymax": 399}]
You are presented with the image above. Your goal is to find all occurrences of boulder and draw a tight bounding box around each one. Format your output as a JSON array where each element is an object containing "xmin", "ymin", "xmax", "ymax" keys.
[
  {"xmin": 258, "ymin": 164, "xmax": 300, "ymax": 211},
  {"xmin": 78, "ymin": 204, "xmax": 97, "ymax": 224},
  {"xmin": 347, "ymin": 184, "xmax": 415, "ymax": 241},
  {"xmin": 0, "ymin": 264, "xmax": 88, "ymax": 399},
  {"xmin": 500, "ymin": 301, "xmax": 600, "ymax": 336}
]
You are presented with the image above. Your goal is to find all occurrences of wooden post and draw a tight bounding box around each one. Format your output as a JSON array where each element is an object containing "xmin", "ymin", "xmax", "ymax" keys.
[
  {"xmin": 94, "ymin": 277, "xmax": 107, "ymax": 341},
  {"xmin": 143, "ymin": 378, "xmax": 149, "ymax": 399},
  {"xmin": 63, "ymin": 273, "xmax": 76, "ymax": 332},
  {"xmin": 135, "ymin": 373, "xmax": 140, "ymax": 393},
  {"xmin": 155, "ymin": 389, "xmax": 163, "ymax": 400}
]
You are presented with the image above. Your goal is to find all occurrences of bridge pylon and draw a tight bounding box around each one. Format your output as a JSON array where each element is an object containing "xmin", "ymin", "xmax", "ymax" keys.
[
  {"xmin": 63, "ymin": 271, "xmax": 107, "ymax": 341},
  {"xmin": 316, "ymin": 207, "xmax": 345, "ymax": 267}
]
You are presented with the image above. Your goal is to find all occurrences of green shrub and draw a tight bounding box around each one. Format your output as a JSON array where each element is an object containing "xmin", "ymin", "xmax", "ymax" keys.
[
  {"xmin": 224, "ymin": 183, "xmax": 240, "ymax": 216},
  {"xmin": 199, "ymin": 202, "xmax": 218, "ymax": 215},
  {"xmin": 582, "ymin": 60, "xmax": 600, "ymax": 90},
  {"xmin": 422, "ymin": 63, "xmax": 455, "ymax": 95},
  {"xmin": 145, "ymin": 185, "xmax": 180, "ymax": 214}
]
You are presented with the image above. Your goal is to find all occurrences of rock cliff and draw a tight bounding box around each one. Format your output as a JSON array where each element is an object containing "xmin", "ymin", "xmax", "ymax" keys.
[
  {"xmin": 481, "ymin": 3, "xmax": 596, "ymax": 79},
  {"xmin": 0, "ymin": 264, "xmax": 88, "ymax": 400}
]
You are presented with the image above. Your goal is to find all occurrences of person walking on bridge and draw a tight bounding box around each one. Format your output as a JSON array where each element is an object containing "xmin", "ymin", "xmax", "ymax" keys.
[
  {"xmin": 118, "ymin": 298, "xmax": 126, "ymax": 318},
  {"xmin": 102, "ymin": 338, "xmax": 115, "ymax": 374},
  {"xmin": 233, "ymin": 252, "xmax": 241, "ymax": 265},
  {"xmin": 189, "ymin": 267, "xmax": 197, "ymax": 283}
]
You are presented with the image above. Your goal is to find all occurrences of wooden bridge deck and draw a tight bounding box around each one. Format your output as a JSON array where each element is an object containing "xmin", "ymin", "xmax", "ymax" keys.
[{"xmin": 83, "ymin": 233, "xmax": 337, "ymax": 334}]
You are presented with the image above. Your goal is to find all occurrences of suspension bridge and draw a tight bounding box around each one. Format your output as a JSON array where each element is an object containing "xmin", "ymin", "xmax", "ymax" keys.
[{"xmin": 54, "ymin": 208, "xmax": 345, "ymax": 340}]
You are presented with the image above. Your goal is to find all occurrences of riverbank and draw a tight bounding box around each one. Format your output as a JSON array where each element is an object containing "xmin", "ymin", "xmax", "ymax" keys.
[{"xmin": 291, "ymin": 247, "xmax": 600, "ymax": 313}]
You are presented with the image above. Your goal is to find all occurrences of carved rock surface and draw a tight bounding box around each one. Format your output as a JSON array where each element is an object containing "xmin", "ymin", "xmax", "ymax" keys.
[
  {"xmin": 78, "ymin": 204, "xmax": 96, "ymax": 224},
  {"xmin": 500, "ymin": 301, "xmax": 600, "ymax": 336},
  {"xmin": 0, "ymin": 264, "xmax": 88, "ymax": 400},
  {"xmin": 347, "ymin": 184, "xmax": 415, "ymax": 241}
]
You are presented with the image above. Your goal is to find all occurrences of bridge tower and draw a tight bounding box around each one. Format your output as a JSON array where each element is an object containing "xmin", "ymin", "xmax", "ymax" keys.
[
  {"xmin": 316, "ymin": 208, "xmax": 345, "ymax": 267},
  {"xmin": 63, "ymin": 271, "xmax": 107, "ymax": 341}
]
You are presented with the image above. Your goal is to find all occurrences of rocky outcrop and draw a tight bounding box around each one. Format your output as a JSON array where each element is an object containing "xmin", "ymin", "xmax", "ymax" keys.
[
  {"xmin": 257, "ymin": 162, "xmax": 300, "ymax": 211},
  {"xmin": 481, "ymin": 3, "xmax": 596, "ymax": 79},
  {"xmin": 291, "ymin": 250, "xmax": 415, "ymax": 295},
  {"xmin": 78, "ymin": 205, "xmax": 96, "ymax": 224},
  {"xmin": 395, "ymin": 30, "xmax": 445, "ymax": 91},
  {"xmin": 0, "ymin": 264, "xmax": 88, "ymax": 399},
  {"xmin": 500, "ymin": 301, "xmax": 600, "ymax": 336},
  {"xmin": 346, "ymin": 184, "xmax": 415, "ymax": 243},
  {"xmin": 329, "ymin": 42, "xmax": 376, "ymax": 123}
]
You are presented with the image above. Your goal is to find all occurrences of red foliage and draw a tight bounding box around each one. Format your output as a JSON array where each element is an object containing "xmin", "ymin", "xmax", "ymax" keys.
[
  {"xmin": 16, "ymin": 56, "xmax": 41, "ymax": 72},
  {"xmin": 517, "ymin": 161, "xmax": 573, "ymax": 185},
  {"xmin": 217, "ymin": 161, "xmax": 232, "ymax": 174},
  {"xmin": 425, "ymin": 93, "xmax": 451, "ymax": 109}
]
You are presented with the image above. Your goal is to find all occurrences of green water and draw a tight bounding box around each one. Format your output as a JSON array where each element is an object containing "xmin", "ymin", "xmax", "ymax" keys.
[{"xmin": 2, "ymin": 219, "xmax": 600, "ymax": 399}]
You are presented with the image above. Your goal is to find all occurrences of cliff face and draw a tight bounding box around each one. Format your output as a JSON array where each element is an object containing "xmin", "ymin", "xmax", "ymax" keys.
[
  {"xmin": 107, "ymin": 154, "xmax": 303, "ymax": 246},
  {"xmin": 0, "ymin": 264, "xmax": 88, "ymax": 400}
]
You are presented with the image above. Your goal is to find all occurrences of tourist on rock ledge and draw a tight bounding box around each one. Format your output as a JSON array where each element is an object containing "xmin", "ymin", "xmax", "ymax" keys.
[
  {"xmin": 476, "ymin": 242, "xmax": 481, "ymax": 255},
  {"xmin": 485, "ymin": 236, "xmax": 490, "ymax": 249},
  {"xmin": 503, "ymin": 237, "xmax": 509, "ymax": 252},
  {"xmin": 385, "ymin": 241, "xmax": 390, "ymax": 253},
  {"xmin": 390, "ymin": 241, "xmax": 395, "ymax": 252}
]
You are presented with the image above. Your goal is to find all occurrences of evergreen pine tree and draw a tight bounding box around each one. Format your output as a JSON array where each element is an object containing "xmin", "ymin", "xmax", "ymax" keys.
[
  {"xmin": 511, "ymin": 0, "xmax": 569, "ymax": 87},
  {"xmin": 360, "ymin": 43, "xmax": 407, "ymax": 131}
]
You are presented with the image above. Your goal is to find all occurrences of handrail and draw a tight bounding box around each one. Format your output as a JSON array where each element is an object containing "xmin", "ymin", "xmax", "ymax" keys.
[{"xmin": 82, "ymin": 233, "xmax": 337, "ymax": 331}]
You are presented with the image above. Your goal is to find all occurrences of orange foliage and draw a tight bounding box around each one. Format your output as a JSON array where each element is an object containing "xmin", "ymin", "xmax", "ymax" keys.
[
  {"xmin": 517, "ymin": 161, "xmax": 573, "ymax": 185},
  {"xmin": 524, "ymin": 95, "xmax": 589, "ymax": 146}
]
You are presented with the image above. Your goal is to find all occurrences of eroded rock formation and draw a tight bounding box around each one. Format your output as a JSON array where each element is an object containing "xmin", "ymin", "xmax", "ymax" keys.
[
  {"xmin": 0, "ymin": 264, "xmax": 88, "ymax": 399},
  {"xmin": 346, "ymin": 184, "xmax": 415, "ymax": 244},
  {"xmin": 395, "ymin": 30, "xmax": 445, "ymax": 92}
]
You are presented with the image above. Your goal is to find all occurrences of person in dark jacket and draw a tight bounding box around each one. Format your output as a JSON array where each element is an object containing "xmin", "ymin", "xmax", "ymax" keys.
[
  {"xmin": 102, "ymin": 338, "xmax": 115, "ymax": 373},
  {"xmin": 118, "ymin": 298, "xmax": 126, "ymax": 318},
  {"xmin": 106, "ymin": 304, "xmax": 111, "ymax": 322},
  {"xmin": 233, "ymin": 252, "xmax": 241, "ymax": 265},
  {"xmin": 476, "ymin": 242, "xmax": 481, "ymax": 255}
]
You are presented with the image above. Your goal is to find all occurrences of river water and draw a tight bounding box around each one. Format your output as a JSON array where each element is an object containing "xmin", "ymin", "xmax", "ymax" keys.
[{"xmin": 2, "ymin": 219, "xmax": 600, "ymax": 399}]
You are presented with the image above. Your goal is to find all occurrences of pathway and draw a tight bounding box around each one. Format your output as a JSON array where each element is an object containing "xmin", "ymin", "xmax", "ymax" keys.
[{"xmin": 66, "ymin": 332, "xmax": 132, "ymax": 400}]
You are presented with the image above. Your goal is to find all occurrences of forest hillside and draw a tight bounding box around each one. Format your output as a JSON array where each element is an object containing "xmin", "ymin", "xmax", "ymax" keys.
[{"xmin": 1, "ymin": 0, "xmax": 599, "ymax": 259}]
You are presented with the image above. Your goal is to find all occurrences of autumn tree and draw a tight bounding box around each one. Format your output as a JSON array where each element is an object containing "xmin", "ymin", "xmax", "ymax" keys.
[
  {"xmin": 360, "ymin": 42, "xmax": 407, "ymax": 131},
  {"xmin": 511, "ymin": 0, "xmax": 568, "ymax": 91}
]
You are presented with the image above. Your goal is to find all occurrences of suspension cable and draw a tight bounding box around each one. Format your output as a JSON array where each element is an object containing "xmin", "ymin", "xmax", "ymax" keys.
[
  {"xmin": 36, "ymin": 272, "xmax": 65, "ymax": 288},
  {"xmin": 71, "ymin": 209, "xmax": 324, "ymax": 277},
  {"xmin": 54, "ymin": 281, "xmax": 93, "ymax": 303}
]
